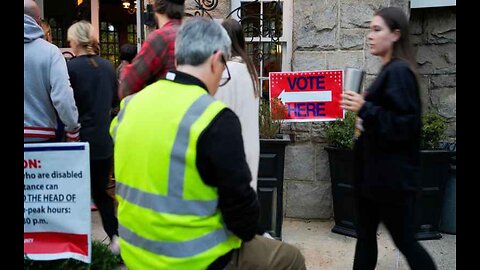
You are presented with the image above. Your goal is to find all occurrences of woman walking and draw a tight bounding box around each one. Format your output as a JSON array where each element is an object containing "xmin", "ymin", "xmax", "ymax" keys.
[{"xmin": 341, "ymin": 7, "xmax": 437, "ymax": 270}]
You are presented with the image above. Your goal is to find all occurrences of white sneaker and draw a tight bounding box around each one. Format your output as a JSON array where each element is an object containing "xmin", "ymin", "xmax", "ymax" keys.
[
  {"xmin": 262, "ymin": 232, "xmax": 275, "ymax": 239},
  {"xmin": 109, "ymin": 235, "xmax": 120, "ymax": 255}
]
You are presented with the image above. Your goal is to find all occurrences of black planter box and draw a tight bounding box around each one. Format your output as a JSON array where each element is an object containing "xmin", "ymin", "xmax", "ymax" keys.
[
  {"xmin": 325, "ymin": 147, "xmax": 357, "ymax": 238},
  {"xmin": 326, "ymin": 147, "xmax": 451, "ymax": 240},
  {"xmin": 257, "ymin": 134, "xmax": 290, "ymax": 240},
  {"xmin": 415, "ymin": 150, "xmax": 450, "ymax": 240}
]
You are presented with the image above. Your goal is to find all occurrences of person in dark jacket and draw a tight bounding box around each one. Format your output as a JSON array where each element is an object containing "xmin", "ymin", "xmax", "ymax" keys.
[
  {"xmin": 110, "ymin": 17, "xmax": 305, "ymax": 270},
  {"xmin": 341, "ymin": 7, "xmax": 437, "ymax": 270},
  {"xmin": 66, "ymin": 20, "xmax": 120, "ymax": 254},
  {"xmin": 116, "ymin": 43, "xmax": 137, "ymax": 81}
]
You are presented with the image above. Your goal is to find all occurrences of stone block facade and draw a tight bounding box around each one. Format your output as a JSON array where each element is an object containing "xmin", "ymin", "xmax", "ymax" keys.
[{"xmin": 411, "ymin": 7, "xmax": 456, "ymax": 138}]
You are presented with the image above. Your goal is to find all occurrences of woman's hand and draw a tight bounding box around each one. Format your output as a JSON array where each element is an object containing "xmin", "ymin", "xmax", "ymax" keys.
[{"xmin": 341, "ymin": 90, "xmax": 365, "ymax": 113}]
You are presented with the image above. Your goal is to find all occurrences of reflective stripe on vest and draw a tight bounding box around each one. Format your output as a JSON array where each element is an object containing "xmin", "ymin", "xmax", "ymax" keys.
[
  {"xmin": 111, "ymin": 94, "xmax": 135, "ymax": 143},
  {"xmin": 168, "ymin": 94, "xmax": 214, "ymax": 197},
  {"xmin": 119, "ymin": 224, "xmax": 230, "ymax": 258},
  {"xmin": 116, "ymin": 181, "xmax": 217, "ymax": 216}
]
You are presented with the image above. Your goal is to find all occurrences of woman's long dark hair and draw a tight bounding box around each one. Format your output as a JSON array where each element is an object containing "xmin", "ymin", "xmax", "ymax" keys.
[
  {"xmin": 375, "ymin": 7, "xmax": 416, "ymax": 72},
  {"xmin": 376, "ymin": 7, "xmax": 422, "ymax": 114},
  {"xmin": 221, "ymin": 18, "xmax": 260, "ymax": 97}
]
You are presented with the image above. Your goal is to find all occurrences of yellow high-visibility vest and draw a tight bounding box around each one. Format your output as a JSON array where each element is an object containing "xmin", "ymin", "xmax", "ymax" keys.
[{"xmin": 110, "ymin": 79, "xmax": 241, "ymax": 269}]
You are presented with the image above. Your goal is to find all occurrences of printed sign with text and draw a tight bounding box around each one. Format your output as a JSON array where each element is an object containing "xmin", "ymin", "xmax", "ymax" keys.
[
  {"xmin": 24, "ymin": 142, "xmax": 91, "ymax": 263},
  {"xmin": 269, "ymin": 70, "xmax": 344, "ymax": 122}
]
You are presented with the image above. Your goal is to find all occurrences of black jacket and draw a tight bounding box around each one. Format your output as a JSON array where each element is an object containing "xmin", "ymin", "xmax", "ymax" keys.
[
  {"xmin": 166, "ymin": 71, "xmax": 259, "ymax": 270},
  {"xmin": 67, "ymin": 55, "xmax": 119, "ymax": 159},
  {"xmin": 355, "ymin": 59, "xmax": 422, "ymax": 202}
]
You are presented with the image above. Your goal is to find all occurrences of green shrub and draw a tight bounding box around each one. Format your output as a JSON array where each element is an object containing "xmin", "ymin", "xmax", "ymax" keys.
[
  {"xmin": 259, "ymin": 97, "xmax": 286, "ymax": 139},
  {"xmin": 322, "ymin": 111, "xmax": 447, "ymax": 150},
  {"xmin": 421, "ymin": 112, "xmax": 447, "ymax": 150},
  {"xmin": 322, "ymin": 111, "xmax": 356, "ymax": 149},
  {"xmin": 24, "ymin": 240, "xmax": 122, "ymax": 270}
]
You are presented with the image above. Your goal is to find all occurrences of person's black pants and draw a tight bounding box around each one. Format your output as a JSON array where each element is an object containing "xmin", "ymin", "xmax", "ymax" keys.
[
  {"xmin": 91, "ymin": 157, "xmax": 118, "ymax": 240},
  {"xmin": 353, "ymin": 194, "xmax": 436, "ymax": 270}
]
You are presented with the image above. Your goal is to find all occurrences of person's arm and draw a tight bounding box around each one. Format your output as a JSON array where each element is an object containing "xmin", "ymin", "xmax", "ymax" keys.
[
  {"xmin": 49, "ymin": 47, "xmax": 80, "ymax": 141},
  {"xmin": 358, "ymin": 63, "xmax": 421, "ymax": 144},
  {"xmin": 118, "ymin": 31, "xmax": 168, "ymax": 99},
  {"xmin": 197, "ymin": 109, "xmax": 259, "ymax": 241}
]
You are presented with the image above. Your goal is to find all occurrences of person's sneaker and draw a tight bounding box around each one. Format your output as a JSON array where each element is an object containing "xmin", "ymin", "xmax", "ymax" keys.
[
  {"xmin": 262, "ymin": 232, "xmax": 275, "ymax": 239},
  {"xmin": 109, "ymin": 235, "xmax": 120, "ymax": 255}
]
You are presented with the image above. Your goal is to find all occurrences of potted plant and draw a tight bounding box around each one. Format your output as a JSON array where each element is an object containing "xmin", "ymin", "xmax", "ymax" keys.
[
  {"xmin": 259, "ymin": 97, "xmax": 286, "ymax": 139},
  {"xmin": 323, "ymin": 111, "xmax": 451, "ymax": 240},
  {"xmin": 421, "ymin": 112, "xmax": 447, "ymax": 149},
  {"xmin": 257, "ymin": 97, "xmax": 290, "ymax": 239},
  {"xmin": 416, "ymin": 112, "xmax": 451, "ymax": 240}
]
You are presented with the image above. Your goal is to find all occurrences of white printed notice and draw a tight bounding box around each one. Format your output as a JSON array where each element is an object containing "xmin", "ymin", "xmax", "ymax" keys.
[{"xmin": 24, "ymin": 142, "xmax": 91, "ymax": 263}]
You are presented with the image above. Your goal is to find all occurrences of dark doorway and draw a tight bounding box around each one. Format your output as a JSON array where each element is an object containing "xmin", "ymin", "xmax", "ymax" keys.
[{"xmin": 43, "ymin": 0, "xmax": 92, "ymax": 49}]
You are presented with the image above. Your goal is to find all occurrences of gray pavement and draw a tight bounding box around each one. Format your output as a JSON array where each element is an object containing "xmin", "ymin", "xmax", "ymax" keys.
[
  {"xmin": 282, "ymin": 218, "xmax": 456, "ymax": 270},
  {"xmin": 92, "ymin": 212, "xmax": 456, "ymax": 269}
]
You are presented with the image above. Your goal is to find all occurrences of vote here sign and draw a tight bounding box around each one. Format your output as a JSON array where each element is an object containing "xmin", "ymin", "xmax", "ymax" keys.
[
  {"xmin": 269, "ymin": 70, "xmax": 343, "ymax": 122},
  {"xmin": 24, "ymin": 142, "xmax": 91, "ymax": 263}
]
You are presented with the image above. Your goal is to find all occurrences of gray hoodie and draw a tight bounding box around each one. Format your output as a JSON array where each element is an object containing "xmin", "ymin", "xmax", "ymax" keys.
[{"xmin": 24, "ymin": 14, "xmax": 80, "ymax": 142}]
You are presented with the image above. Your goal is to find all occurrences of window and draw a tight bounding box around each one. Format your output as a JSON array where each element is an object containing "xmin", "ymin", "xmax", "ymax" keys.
[
  {"xmin": 127, "ymin": 24, "xmax": 137, "ymax": 44},
  {"xmin": 47, "ymin": 18, "xmax": 64, "ymax": 48},
  {"xmin": 42, "ymin": 0, "xmax": 94, "ymax": 50},
  {"xmin": 231, "ymin": 0, "xmax": 292, "ymax": 98},
  {"xmin": 100, "ymin": 22, "xmax": 120, "ymax": 66}
]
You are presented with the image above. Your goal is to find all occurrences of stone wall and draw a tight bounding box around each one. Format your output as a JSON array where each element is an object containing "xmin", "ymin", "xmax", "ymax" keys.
[{"xmin": 410, "ymin": 6, "xmax": 456, "ymax": 140}]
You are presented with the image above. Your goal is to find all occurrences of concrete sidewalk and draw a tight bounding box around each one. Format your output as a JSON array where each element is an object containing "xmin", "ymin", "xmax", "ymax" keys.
[
  {"xmin": 92, "ymin": 212, "xmax": 456, "ymax": 269},
  {"xmin": 282, "ymin": 218, "xmax": 456, "ymax": 270}
]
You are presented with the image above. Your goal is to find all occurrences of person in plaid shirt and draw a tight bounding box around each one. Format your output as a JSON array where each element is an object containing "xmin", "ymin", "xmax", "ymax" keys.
[{"xmin": 118, "ymin": 0, "xmax": 185, "ymax": 99}]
